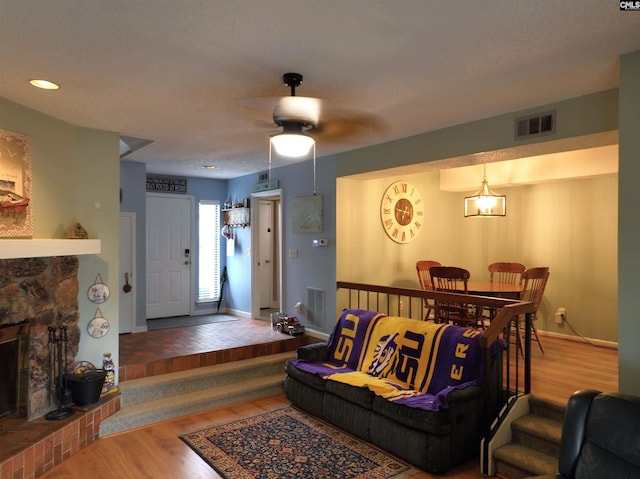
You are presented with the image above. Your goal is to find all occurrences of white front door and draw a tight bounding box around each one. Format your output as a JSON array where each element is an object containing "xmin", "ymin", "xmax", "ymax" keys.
[
  {"xmin": 146, "ymin": 194, "xmax": 193, "ymax": 319},
  {"xmin": 119, "ymin": 212, "xmax": 136, "ymax": 334}
]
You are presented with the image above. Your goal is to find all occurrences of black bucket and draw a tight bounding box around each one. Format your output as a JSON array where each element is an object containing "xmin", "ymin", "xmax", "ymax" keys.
[{"xmin": 65, "ymin": 370, "xmax": 107, "ymax": 406}]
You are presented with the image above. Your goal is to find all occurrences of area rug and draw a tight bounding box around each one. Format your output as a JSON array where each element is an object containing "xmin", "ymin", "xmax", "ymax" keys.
[{"xmin": 180, "ymin": 407, "xmax": 415, "ymax": 479}]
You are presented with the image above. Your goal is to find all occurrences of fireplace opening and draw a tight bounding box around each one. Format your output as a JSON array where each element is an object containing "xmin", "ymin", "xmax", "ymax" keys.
[{"xmin": 0, "ymin": 321, "xmax": 30, "ymax": 433}]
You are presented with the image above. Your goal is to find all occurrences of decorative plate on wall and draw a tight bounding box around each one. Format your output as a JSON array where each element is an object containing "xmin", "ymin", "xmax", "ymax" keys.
[
  {"xmin": 87, "ymin": 309, "xmax": 110, "ymax": 338},
  {"xmin": 87, "ymin": 273, "xmax": 110, "ymax": 304}
]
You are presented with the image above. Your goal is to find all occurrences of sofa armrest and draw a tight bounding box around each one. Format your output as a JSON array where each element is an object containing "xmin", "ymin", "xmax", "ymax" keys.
[
  {"xmin": 444, "ymin": 385, "xmax": 483, "ymax": 404},
  {"xmin": 557, "ymin": 389, "xmax": 601, "ymax": 477},
  {"xmin": 296, "ymin": 342, "xmax": 328, "ymax": 360}
]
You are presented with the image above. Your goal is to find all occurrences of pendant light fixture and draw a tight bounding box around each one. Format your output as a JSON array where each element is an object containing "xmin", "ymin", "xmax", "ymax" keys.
[
  {"xmin": 269, "ymin": 135, "xmax": 317, "ymax": 194},
  {"xmin": 464, "ymin": 164, "xmax": 506, "ymax": 217}
]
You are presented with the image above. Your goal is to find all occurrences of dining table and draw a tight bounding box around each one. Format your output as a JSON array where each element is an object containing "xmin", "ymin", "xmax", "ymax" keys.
[{"xmin": 465, "ymin": 281, "xmax": 524, "ymax": 300}]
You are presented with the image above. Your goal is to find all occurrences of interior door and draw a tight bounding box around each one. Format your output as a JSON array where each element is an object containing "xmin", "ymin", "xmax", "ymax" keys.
[
  {"xmin": 251, "ymin": 191, "xmax": 282, "ymax": 319},
  {"xmin": 146, "ymin": 194, "xmax": 192, "ymax": 319},
  {"xmin": 119, "ymin": 212, "xmax": 136, "ymax": 334},
  {"xmin": 258, "ymin": 200, "xmax": 275, "ymax": 308}
]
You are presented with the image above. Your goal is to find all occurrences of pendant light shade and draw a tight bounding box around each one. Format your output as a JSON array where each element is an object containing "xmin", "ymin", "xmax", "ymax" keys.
[
  {"xmin": 270, "ymin": 132, "xmax": 315, "ymax": 158},
  {"xmin": 464, "ymin": 165, "xmax": 506, "ymax": 217}
]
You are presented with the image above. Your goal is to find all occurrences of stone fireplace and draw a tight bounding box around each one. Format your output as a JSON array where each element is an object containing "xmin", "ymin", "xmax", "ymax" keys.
[
  {"xmin": 0, "ymin": 320, "xmax": 29, "ymax": 432},
  {"xmin": 0, "ymin": 256, "xmax": 81, "ymax": 427}
]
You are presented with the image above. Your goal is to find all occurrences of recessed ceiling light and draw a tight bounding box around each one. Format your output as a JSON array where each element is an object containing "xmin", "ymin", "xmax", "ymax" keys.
[
  {"xmin": 203, "ymin": 165, "xmax": 216, "ymax": 169},
  {"xmin": 29, "ymin": 79, "xmax": 60, "ymax": 90}
]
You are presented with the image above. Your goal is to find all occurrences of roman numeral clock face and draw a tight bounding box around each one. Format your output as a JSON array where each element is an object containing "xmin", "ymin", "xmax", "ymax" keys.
[{"xmin": 380, "ymin": 181, "xmax": 424, "ymax": 244}]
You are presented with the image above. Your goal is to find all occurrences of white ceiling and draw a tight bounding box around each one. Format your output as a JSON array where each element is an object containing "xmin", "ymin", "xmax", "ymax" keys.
[{"xmin": 1, "ymin": 1, "xmax": 639, "ymax": 180}]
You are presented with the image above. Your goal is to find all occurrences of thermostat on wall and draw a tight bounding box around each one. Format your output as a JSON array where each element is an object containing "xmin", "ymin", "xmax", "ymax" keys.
[{"xmin": 312, "ymin": 239, "xmax": 328, "ymax": 248}]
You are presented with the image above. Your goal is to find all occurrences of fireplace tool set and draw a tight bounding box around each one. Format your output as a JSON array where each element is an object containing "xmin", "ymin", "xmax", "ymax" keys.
[{"xmin": 45, "ymin": 326, "xmax": 75, "ymax": 420}]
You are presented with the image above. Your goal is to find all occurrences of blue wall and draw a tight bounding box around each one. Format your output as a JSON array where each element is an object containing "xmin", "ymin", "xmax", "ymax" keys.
[
  {"xmin": 120, "ymin": 163, "xmax": 228, "ymax": 326},
  {"xmin": 226, "ymin": 155, "xmax": 337, "ymax": 332},
  {"xmin": 224, "ymin": 174, "xmax": 255, "ymax": 314}
]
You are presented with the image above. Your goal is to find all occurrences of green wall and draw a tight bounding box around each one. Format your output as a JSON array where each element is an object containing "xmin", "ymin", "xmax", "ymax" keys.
[
  {"xmin": 618, "ymin": 50, "xmax": 640, "ymax": 395},
  {"xmin": 338, "ymin": 90, "xmax": 618, "ymax": 177},
  {"xmin": 0, "ymin": 97, "xmax": 121, "ymax": 377}
]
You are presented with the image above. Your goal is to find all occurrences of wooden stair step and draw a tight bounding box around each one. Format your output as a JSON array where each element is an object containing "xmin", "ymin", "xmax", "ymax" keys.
[
  {"xmin": 118, "ymin": 352, "xmax": 294, "ymax": 407},
  {"xmin": 511, "ymin": 414, "xmax": 563, "ymax": 457},
  {"xmin": 100, "ymin": 352, "xmax": 295, "ymax": 437},
  {"xmin": 494, "ymin": 443, "xmax": 557, "ymax": 479}
]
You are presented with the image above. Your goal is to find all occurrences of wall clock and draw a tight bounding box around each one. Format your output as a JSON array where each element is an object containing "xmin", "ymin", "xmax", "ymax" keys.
[{"xmin": 380, "ymin": 181, "xmax": 424, "ymax": 243}]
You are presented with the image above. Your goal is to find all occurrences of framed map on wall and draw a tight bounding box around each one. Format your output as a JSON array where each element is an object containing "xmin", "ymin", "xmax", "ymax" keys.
[
  {"xmin": 292, "ymin": 195, "xmax": 323, "ymax": 233},
  {"xmin": 0, "ymin": 128, "xmax": 32, "ymax": 238}
]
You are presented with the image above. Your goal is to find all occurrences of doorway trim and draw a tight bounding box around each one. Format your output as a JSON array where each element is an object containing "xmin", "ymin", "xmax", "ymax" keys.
[
  {"xmin": 250, "ymin": 189, "xmax": 283, "ymax": 320},
  {"xmin": 119, "ymin": 212, "xmax": 136, "ymax": 334}
]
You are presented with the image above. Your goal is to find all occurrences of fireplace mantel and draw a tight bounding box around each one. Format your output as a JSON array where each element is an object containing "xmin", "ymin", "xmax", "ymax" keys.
[{"xmin": 0, "ymin": 239, "xmax": 101, "ymax": 259}]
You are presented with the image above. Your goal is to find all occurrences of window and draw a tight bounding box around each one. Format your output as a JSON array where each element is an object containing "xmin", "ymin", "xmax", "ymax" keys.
[{"xmin": 198, "ymin": 201, "xmax": 221, "ymax": 302}]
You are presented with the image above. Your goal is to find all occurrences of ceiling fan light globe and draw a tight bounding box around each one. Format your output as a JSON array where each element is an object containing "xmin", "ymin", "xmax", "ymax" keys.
[{"xmin": 270, "ymin": 133, "xmax": 315, "ymax": 158}]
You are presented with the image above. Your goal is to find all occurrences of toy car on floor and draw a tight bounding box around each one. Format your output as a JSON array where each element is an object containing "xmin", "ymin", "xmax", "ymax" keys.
[{"xmin": 275, "ymin": 316, "xmax": 305, "ymax": 335}]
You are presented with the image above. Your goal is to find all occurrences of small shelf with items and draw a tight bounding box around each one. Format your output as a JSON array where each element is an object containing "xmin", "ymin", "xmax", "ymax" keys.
[{"xmin": 223, "ymin": 207, "xmax": 250, "ymax": 228}]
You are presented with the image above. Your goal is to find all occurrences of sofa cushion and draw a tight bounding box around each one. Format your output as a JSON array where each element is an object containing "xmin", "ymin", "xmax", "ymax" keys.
[
  {"xmin": 371, "ymin": 396, "xmax": 451, "ymax": 435},
  {"xmin": 284, "ymin": 360, "xmax": 326, "ymax": 391},
  {"xmin": 575, "ymin": 393, "xmax": 640, "ymax": 478},
  {"xmin": 325, "ymin": 379, "xmax": 375, "ymax": 409}
]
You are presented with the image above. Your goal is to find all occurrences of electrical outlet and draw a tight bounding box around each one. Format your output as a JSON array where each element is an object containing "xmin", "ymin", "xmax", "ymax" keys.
[
  {"xmin": 399, "ymin": 300, "xmax": 404, "ymax": 311},
  {"xmin": 555, "ymin": 307, "xmax": 566, "ymax": 324}
]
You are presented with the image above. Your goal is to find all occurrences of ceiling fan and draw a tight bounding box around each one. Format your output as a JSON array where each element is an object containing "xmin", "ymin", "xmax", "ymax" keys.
[
  {"xmin": 249, "ymin": 72, "xmax": 388, "ymax": 158},
  {"xmin": 270, "ymin": 73, "xmax": 319, "ymax": 158}
]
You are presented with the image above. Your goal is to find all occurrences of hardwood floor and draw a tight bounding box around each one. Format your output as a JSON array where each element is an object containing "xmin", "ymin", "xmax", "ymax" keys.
[
  {"xmin": 525, "ymin": 335, "xmax": 617, "ymax": 403},
  {"xmin": 39, "ymin": 326, "xmax": 617, "ymax": 479},
  {"xmin": 39, "ymin": 394, "xmax": 486, "ymax": 479}
]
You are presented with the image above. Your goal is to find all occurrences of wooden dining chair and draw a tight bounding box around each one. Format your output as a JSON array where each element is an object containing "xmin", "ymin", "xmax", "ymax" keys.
[
  {"xmin": 488, "ymin": 262, "xmax": 526, "ymax": 286},
  {"xmin": 486, "ymin": 262, "xmax": 526, "ymax": 321},
  {"xmin": 429, "ymin": 266, "xmax": 482, "ymax": 328},
  {"xmin": 516, "ymin": 266, "xmax": 550, "ymax": 355},
  {"xmin": 416, "ymin": 260, "xmax": 441, "ymax": 320}
]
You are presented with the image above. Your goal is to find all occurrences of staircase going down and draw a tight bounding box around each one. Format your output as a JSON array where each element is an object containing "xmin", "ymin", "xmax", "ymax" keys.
[
  {"xmin": 100, "ymin": 351, "xmax": 295, "ymax": 437},
  {"xmin": 493, "ymin": 395, "xmax": 566, "ymax": 479}
]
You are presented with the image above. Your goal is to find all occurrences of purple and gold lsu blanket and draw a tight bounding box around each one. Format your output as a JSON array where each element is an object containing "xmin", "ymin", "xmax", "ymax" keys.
[{"xmin": 293, "ymin": 308, "xmax": 484, "ymax": 411}]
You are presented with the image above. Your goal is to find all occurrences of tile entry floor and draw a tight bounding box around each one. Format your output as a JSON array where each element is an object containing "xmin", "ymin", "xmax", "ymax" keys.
[{"xmin": 118, "ymin": 315, "xmax": 310, "ymax": 382}]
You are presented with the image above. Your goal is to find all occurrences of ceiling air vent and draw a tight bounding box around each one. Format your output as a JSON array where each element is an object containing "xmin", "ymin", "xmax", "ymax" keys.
[{"xmin": 515, "ymin": 111, "xmax": 556, "ymax": 140}]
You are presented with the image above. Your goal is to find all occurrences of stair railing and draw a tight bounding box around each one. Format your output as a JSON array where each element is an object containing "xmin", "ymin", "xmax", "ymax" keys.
[{"xmin": 336, "ymin": 281, "xmax": 536, "ymax": 465}]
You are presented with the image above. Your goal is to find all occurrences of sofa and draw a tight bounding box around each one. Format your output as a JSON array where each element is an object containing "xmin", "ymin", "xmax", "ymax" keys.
[
  {"xmin": 284, "ymin": 308, "xmax": 500, "ymax": 473},
  {"xmin": 526, "ymin": 389, "xmax": 640, "ymax": 479}
]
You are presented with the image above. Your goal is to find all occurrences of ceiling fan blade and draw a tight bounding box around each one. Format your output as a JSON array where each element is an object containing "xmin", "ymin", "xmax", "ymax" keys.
[{"xmin": 310, "ymin": 109, "xmax": 389, "ymax": 145}]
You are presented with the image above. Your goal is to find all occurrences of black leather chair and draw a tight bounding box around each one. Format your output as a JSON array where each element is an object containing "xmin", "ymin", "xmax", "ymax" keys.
[{"xmin": 527, "ymin": 389, "xmax": 640, "ymax": 478}]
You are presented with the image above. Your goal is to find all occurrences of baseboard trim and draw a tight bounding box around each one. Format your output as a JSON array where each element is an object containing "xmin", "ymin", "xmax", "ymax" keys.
[
  {"xmin": 537, "ymin": 329, "xmax": 617, "ymax": 349},
  {"xmin": 304, "ymin": 329, "xmax": 330, "ymax": 341},
  {"xmin": 224, "ymin": 308, "xmax": 252, "ymax": 319}
]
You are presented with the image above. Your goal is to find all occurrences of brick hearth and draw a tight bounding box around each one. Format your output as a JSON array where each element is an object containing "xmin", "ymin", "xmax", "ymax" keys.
[{"xmin": 0, "ymin": 394, "xmax": 119, "ymax": 479}]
